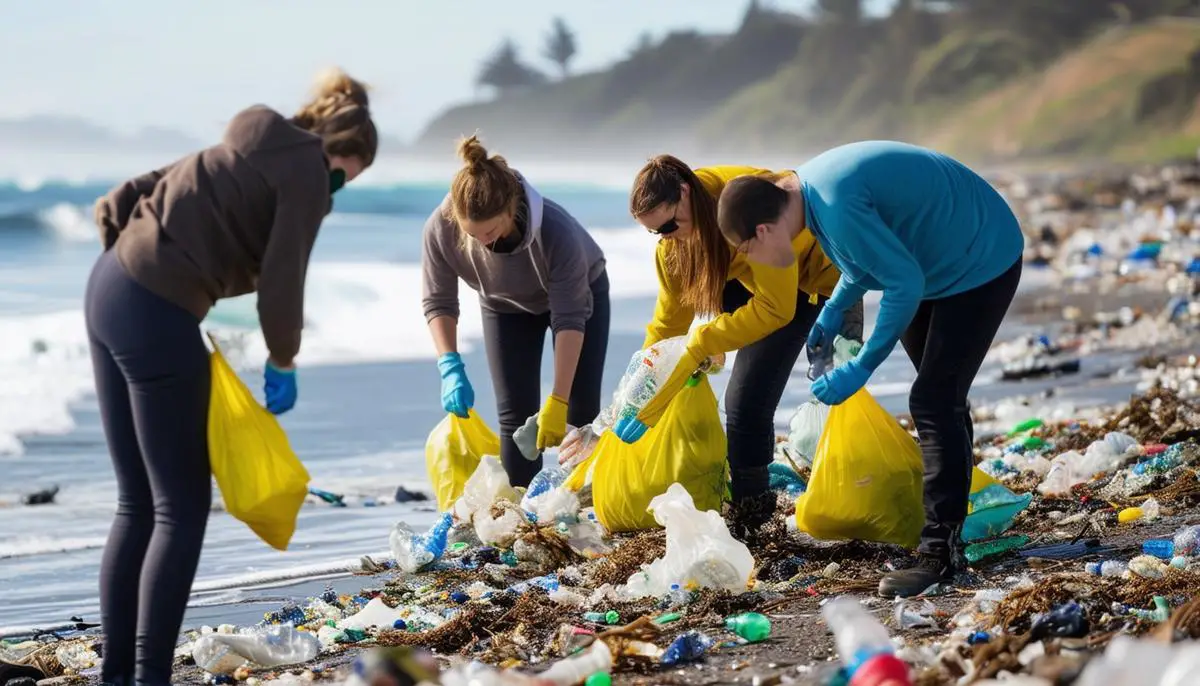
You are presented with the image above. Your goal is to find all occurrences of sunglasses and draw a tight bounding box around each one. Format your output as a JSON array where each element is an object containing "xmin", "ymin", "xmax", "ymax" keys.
[{"xmin": 648, "ymin": 202, "xmax": 682, "ymax": 236}]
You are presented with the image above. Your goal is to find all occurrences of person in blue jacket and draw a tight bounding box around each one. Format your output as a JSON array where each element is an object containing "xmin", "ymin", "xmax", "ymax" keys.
[{"xmin": 716, "ymin": 141, "xmax": 1024, "ymax": 598}]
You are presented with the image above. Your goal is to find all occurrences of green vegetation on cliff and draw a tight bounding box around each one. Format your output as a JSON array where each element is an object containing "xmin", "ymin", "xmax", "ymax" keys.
[{"xmin": 415, "ymin": 1, "xmax": 1200, "ymax": 165}]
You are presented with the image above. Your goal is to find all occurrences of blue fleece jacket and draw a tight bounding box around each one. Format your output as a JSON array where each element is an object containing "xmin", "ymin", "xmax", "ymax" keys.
[{"xmin": 798, "ymin": 140, "xmax": 1025, "ymax": 372}]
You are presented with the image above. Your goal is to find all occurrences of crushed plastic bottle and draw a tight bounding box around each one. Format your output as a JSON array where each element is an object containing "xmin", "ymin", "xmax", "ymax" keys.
[
  {"xmin": 1131, "ymin": 596, "xmax": 1171, "ymax": 623},
  {"xmin": 661, "ymin": 631, "xmax": 714, "ymax": 666},
  {"xmin": 964, "ymin": 534, "xmax": 1029, "ymax": 563},
  {"xmin": 192, "ymin": 625, "xmax": 321, "ymax": 675},
  {"xmin": 725, "ymin": 613, "xmax": 771, "ymax": 642},
  {"xmin": 1143, "ymin": 539, "xmax": 1175, "ymax": 559},
  {"xmin": 664, "ymin": 583, "xmax": 692, "ymax": 608},
  {"xmin": 1030, "ymin": 601, "xmax": 1089, "ymax": 640},
  {"xmin": 821, "ymin": 596, "xmax": 896, "ymax": 676},
  {"xmin": 597, "ymin": 337, "xmax": 722, "ymax": 430},
  {"xmin": 389, "ymin": 512, "xmax": 453, "ymax": 573},
  {"xmin": 1173, "ymin": 524, "xmax": 1200, "ymax": 556},
  {"xmin": 1085, "ymin": 560, "xmax": 1128, "ymax": 577},
  {"xmin": 540, "ymin": 639, "xmax": 612, "ymax": 686}
]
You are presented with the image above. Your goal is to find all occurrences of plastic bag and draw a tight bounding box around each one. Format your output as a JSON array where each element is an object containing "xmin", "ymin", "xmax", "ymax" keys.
[
  {"xmin": 192, "ymin": 625, "xmax": 320, "ymax": 674},
  {"xmin": 568, "ymin": 376, "xmax": 726, "ymax": 532},
  {"xmin": 785, "ymin": 401, "xmax": 830, "ymax": 467},
  {"xmin": 454, "ymin": 456, "xmax": 523, "ymax": 546},
  {"xmin": 425, "ymin": 410, "xmax": 501, "ymax": 512},
  {"xmin": 623, "ymin": 483, "xmax": 755, "ymax": 598},
  {"xmin": 794, "ymin": 388, "xmax": 924, "ymax": 548},
  {"xmin": 207, "ymin": 336, "xmax": 310, "ymax": 551}
]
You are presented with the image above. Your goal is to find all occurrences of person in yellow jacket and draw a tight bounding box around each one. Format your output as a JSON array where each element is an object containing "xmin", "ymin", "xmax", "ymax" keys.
[{"xmin": 617, "ymin": 154, "xmax": 862, "ymax": 537}]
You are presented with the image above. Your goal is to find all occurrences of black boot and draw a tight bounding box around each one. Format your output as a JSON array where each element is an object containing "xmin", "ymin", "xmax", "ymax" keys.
[
  {"xmin": 725, "ymin": 491, "xmax": 778, "ymax": 543},
  {"xmin": 877, "ymin": 553, "xmax": 956, "ymax": 598}
]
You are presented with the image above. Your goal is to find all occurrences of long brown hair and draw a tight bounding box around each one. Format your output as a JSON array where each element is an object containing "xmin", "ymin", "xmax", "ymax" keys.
[
  {"xmin": 630, "ymin": 155, "xmax": 729, "ymax": 317},
  {"xmin": 292, "ymin": 68, "xmax": 378, "ymax": 167}
]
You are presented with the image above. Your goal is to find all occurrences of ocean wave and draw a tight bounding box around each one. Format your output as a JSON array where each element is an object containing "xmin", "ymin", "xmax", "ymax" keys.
[
  {"xmin": 0, "ymin": 534, "xmax": 109, "ymax": 560},
  {"xmin": 0, "ymin": 203, "xmax": 95, "ymax": 242}
]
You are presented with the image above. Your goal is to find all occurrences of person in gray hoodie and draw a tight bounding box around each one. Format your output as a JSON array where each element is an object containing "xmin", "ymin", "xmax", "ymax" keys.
[
  {"xmin": 86, "ymin": 69, "xmax": 378, "ymax": 686},
  {"xmin": 421, "ymin": 136, "xmax": 609, "ymax": 487}
]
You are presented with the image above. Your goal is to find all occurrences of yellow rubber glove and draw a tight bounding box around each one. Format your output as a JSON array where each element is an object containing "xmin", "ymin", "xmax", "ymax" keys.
[
  {"xmin": 536, "ymin": 394, "xmax": 570, "ymax": 450},
  {"xmin": 634, "ymin": 344, "xmax": 706, "ymax": 429}
]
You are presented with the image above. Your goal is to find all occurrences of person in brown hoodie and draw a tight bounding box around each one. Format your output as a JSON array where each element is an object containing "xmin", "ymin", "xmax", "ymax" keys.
[
  {"xmin": 422, "ymin": 136, "xmax": 608, "ymax": 488},
  {"xmin": 85, "ymin": 68, "xmax": 377, "ymax": 686}
]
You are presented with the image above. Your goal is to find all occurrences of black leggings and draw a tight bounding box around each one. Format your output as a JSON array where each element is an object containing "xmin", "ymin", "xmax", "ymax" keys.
[
  {"xmin": 901, "ymin": 259, "xmax": 1022, "ymax": 557},
  {"xmin": 722, "ymin": 281, "xmax": 823, "ymax": 500},
  {"xmin": 482, "ymin": 271, "xmax": 611, "ymax": 487},
  {"xmin": 85, "ymin": 250, "xmax": 211, "ymax": 686}
]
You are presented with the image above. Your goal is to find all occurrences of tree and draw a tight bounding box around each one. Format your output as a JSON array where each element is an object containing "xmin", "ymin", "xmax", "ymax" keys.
[
  {"xmin": 542, "ymin": 17, "xmax": 578, "ymax": 79},
  {"xmin": 816, "ymin": 0, "xmax": 862, "ymax": 23},
  {"xmin": 476, "ymin": 39, "xmax": 546, "ymax": 95}
]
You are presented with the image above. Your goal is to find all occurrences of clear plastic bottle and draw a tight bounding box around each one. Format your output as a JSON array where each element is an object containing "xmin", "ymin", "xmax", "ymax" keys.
[
  {"xmin": 821, "ymin": 596, "xmax": 895, "ymax": 675},
  {"xmin": 1173, "ymin": 524, "xmax": 1200, "ymax": 557}
]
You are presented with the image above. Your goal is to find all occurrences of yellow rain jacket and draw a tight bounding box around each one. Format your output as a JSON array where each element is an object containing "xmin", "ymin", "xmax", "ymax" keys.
[{"xmin": 635, "ymin": 167, "xmax": 841, "ymax": 427}]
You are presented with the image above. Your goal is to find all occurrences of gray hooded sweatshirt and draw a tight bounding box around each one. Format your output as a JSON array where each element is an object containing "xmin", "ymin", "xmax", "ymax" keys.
[{"xmin": 421, "ymin": 175, "xmax": 606, "ymax": 334}]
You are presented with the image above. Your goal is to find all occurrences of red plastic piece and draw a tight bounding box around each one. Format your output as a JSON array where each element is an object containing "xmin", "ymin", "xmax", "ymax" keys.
[
  {"xmin": 849, "ymin": 654, "xmax": 912, "ymax": 686},
  {"xmin": 1143, "ymin": 443, "xmax": 1168, "ymax": 456}
]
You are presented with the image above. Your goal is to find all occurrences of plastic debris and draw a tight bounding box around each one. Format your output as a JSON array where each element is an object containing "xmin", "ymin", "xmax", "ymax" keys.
[
  {"xmin": 725, "ymin": 612, "xmax": 772, "ymax": 642},
  {"xmin": 622, "ymin": 483, "xmax": 754, "ymax": 598},
  {"xmin": 660, "ymin": 631, "xmax": 714, "ymax": 666},
  {"xmin": 192, "ymin": 625, "xmax": 320, "ymax": 675}
]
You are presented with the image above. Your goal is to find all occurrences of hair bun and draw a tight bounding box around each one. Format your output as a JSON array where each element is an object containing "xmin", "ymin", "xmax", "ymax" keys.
[
  {"xmin": 311, "ymin": 67, "xmax": 370, "ymax": 109},
  {"xmin": 457, "ymin": 134, "xmax": 489, "ymax": 167}
]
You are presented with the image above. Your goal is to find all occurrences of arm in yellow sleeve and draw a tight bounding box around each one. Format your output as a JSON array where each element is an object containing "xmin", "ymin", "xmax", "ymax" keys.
[
  {"xmin": 642, "ymin": 245, "xmax": 695, "ymax": 349},
  {"xmin": 635, "ymin": 259, "xmax": 799, "ymax": 427}
]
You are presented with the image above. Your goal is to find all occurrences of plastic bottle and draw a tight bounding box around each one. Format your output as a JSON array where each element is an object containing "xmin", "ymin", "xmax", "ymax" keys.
[
  {"xmin": 849, "ymin": 653, "xmax": 911, "ymax": 686},
  {"xmin": 660, "ymin": 631, "xmax": 714, "ymax": 666},
  {"xmin": 1143, "ymin": 539, "xmax": 1175, "ymax": 559},
  {"xmin": 665, "ymin": 583, "xmax": 691, "ymax": 608},
  {"xmin": 821, "ymin": 596, "xmax": 896, "ymax": 676},
  {"xmin": 584, "ymin": 673, "xmax": 612, "ymax": 686},
  {"xmin": 725, "ymin": 612, "xmax": 771, "ymax": 643},
  {"xmin": 1131, "ymin": 596, "xmax": 1171, "ymax": 623},
  {"xmin": 1174, "ymin": 525, "xmax": 1200, "ymax": 556},
  {"xmin": 1008, "ymin": 418, "xmax": 1045, "ymax": 436},
  {"xmin": 389, "ymin": 513, "xmax": 454, "ymax": 573},
  {"xmin": 1085, "ymin": 560, "xmax": 1127, "ymax": 577}
]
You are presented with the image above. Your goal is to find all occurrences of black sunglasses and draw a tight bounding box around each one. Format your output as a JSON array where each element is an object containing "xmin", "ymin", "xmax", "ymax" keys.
[{"xmin": 649, "ymin": 202, "xmax": 682, "ymax": 236}]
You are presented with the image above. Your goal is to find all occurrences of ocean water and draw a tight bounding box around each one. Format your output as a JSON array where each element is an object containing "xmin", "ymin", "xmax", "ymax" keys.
[{"xmin": 0, "ymin": 167, "xmax": 1058, "ymax": 634}]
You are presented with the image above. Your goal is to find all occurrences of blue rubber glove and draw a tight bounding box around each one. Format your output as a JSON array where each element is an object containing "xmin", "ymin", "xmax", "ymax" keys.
[
  {"xmin": 806, "ymin": 305, "xmax": 845, "ymax": 370},
  {"xmin": 264, "ymin": 362, "xmax": 298, "ymax": 415},
  {"xmin": 437, "ymin": 352, "xmax": 474, "ymax": 418},
  {"xmin": 810, "ymin": 359, "xmax": 871, "ymax": 406},
  {"xmin": 613, "ymin": 416, "xmax": 648, "ymax": 444}
]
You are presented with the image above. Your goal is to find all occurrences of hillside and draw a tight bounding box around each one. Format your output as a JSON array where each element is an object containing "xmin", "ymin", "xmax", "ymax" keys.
[{"xmin": 414, "ymin": 6, "xmax": 1200, "ymax": 167}]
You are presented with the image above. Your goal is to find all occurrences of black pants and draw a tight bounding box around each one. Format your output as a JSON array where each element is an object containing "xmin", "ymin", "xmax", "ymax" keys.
[
  {"xmin": 482, "ymin": 271, "xmax": 611, "ymax": 487},
  {"xmin": 722, "ymin": 281, "xmax": 823, "ymax": 500},
  {"xmin": 85, "ymin": 250, "xmax": 211, "ymax": 686},
  {"xmin": 901, "ymin": 259, "xmax": 1022, "ymax": 558}
]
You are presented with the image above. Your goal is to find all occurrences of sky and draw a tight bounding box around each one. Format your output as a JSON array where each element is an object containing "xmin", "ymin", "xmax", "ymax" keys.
[{"xmin": 0, "ymin": 0, "xmax": 892, "ymax": 143}]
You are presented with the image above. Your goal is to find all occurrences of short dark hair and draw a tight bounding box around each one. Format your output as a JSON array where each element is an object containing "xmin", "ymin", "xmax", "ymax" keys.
[{"xmin": 717, "ymin": 175, "xmax": 790, "ymax": 244}]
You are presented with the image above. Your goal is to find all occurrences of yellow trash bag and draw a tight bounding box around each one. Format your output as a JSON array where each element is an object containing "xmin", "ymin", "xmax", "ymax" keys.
[
  {"xmin": 794, "ymin": 387, "xmax": 924, "ymax": 548},
  {"xmin": 207, "ymin": 336, "xmax": 310, "ymax": 551},
  {"xmin": 425, "ymin": 410, "xmax": 501, "ymax": 512},
  {"xmin": 568, "ymin": 376, "xmax": 727, "ymax": 533}
]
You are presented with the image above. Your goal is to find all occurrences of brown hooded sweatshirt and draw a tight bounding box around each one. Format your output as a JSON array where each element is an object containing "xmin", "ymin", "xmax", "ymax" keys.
[{"xmin": 94, "ymin": 105, "xmax": 332, "ymax": 366}]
